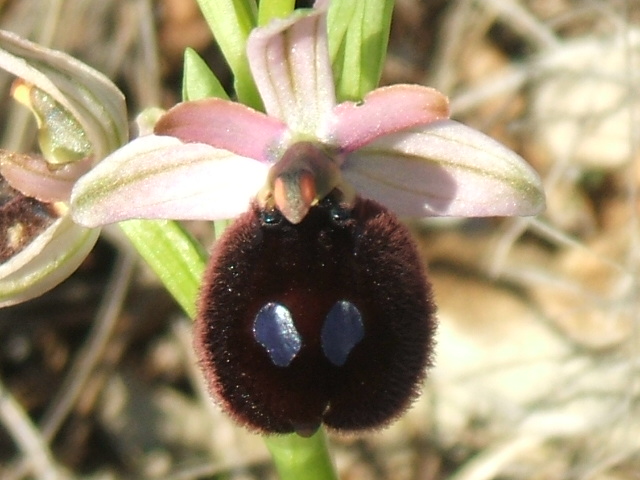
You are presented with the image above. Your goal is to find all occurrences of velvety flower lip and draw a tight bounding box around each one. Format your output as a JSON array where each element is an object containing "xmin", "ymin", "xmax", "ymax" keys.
[{"xmin": 70, "ymin": 3, "xmax": 545, "ymax": 228}]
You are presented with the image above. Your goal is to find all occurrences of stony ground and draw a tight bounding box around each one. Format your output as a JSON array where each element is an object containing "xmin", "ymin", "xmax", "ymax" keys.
[{"xmin": 1, "ymin": 0, "xmax": 639, "ymax": 479}]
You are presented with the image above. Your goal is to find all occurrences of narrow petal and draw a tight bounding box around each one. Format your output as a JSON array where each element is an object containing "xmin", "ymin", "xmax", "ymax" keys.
[
  {"xmin": 0, "ymin": 215, "xmax": 99, "ymax": 307},
  {"xmin": 342, "ymin": 120, "xmax": 545, "ymax": 217},
  {"xmin": 0, "ymin": 149, "xmax": 91, "ymax": 202},
  {"xmin": 70, "ymin": 135, "xmax": 269, "ymax": 227},
  {"xmin": 325, "ymin": 85, "xmax": 450, "ymax": 152},
  {"xmin": 154, "ymin": 99, "xmax": 287, "ymax": 162},
  {"xmin": 247, "ymin": 8, "xmax": 336, "ymax": 135}
]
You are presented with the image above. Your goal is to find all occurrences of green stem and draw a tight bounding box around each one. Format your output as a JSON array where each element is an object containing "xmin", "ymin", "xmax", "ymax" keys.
[{"xmin": 266, "ymin": 431, "xmax": 338, "ymax": 480}]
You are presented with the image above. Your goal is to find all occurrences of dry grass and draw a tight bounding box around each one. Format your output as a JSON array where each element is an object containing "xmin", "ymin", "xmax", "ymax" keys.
[{"xmin": 1, "ymin": 0, "xmax": 639, "ymax": 479}]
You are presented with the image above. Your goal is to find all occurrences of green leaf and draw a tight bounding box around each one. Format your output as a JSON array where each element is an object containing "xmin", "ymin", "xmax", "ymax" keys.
[
  {"xmin": 182, "ymin": 48, "xmax": 230, "ymax": 101},
  {"xmin": 327, "ymin": 0, "xmax": 394, "ymax": 102},
  {"xmin": 118, "ymin": 219, "xmax": 206, "ymax": 319},
  {"xmin": 194, "ymin": 0, "xmax": 263, "ymax": 109},
  {"xmin": 257, "ymin": 0, "xmax": 295, "ymax": 26},
  {"xmin": 265, "ymin": 430, "xmax": 338, "ymax": 480}
]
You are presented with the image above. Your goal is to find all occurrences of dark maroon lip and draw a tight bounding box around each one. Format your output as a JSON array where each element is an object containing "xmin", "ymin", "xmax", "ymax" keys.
[
  {"xmin": 194, "ymin": 192, "xmax": 437, "ymax": 436},
  {"xmin": 0, "ymin": 176, "xmax": 62, "ymax": 263}
]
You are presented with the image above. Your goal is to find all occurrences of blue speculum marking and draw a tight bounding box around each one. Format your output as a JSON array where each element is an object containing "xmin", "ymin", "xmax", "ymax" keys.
[
  {"xmin": 321, "ymin": 300, "xmax": 364, "ymax": 366},
  {"xmin": 253, "ymin": 302, "xmax": 302, "ymax": 367}
]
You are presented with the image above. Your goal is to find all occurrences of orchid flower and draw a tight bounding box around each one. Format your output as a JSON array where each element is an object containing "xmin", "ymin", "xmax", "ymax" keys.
[
  {"xmin": 0, "ymin": 30, "xmax": 127, "ymax": 307},
  {"xmin": 67, "ymin": 3, "xmax": 544, "ymax": 437},
  {"xmin": 70, "ymin": 7, "xmax": 544, "ymax": 229}
]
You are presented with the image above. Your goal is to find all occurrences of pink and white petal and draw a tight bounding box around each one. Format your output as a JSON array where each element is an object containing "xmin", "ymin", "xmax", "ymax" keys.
[
  {"xmin": 70, "ymin": 135, "xmax": 269, "ymax": 227},
  {"xmin": 247, "ymin": 8, "xmax": 335, "ymax": 135},
  {"xmin": 0, "ymin": 150, "xmax": 91, "ymax": 202},
  {"xmin": 342, "ymin": 120, "xmax": 545, "ymax": 218},
  {"xmin": 154, "ymin": 99, "xmax": 287, "ymax": 162},
  {"xmin": 0, "ymin": 216, "xmax": 99, "ymax": 307},
  {"xmin": 325, "ymin": 85, "xmax": 450, "ymax": 153}
]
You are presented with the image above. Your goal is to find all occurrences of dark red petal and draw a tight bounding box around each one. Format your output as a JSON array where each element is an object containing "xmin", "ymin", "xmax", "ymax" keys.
[{"xmin": 194, "ymin": 195, "xmax": 437, "ymax": 435}]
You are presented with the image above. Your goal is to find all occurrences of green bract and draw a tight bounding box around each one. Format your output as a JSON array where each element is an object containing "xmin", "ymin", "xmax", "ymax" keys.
[{"xmin": 195, "ymin": 0, "xmax": 262, "ymax": 108}]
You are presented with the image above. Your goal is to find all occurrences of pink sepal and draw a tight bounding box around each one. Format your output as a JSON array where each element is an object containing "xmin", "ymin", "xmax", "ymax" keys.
[
  {"xmin": 71, "ymin": 135, "xmax": 269, "ymax": 227},
  {"xmin": 342, "ymin": 120, "xmax": 545, "ymax": 218}
]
